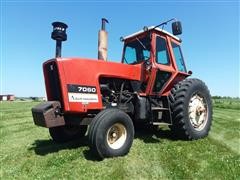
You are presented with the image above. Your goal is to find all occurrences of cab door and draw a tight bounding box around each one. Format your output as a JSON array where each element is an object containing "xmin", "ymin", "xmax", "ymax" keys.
[{"xmin": 146, "ymin": 34, "xmax": 175, "ymax": 95}]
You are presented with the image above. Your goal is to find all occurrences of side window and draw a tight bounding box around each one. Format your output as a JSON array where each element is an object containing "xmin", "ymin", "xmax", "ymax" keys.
[
  {"xmin": 171, "ymin": 42, "xmax": 187, "ymax": 72},
  {"xmin": 156, "ymin": 36, "xmax": 170, "ymax": 65},
  {"xmin": 124, "ymin": 46, "xmax": 137, "ymax": 64}
]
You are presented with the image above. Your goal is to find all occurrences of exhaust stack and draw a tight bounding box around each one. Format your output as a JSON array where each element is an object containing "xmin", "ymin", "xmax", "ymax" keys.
[{"xmin": 98, "ymin": 18, "xmax": 109, "ymax": 61}]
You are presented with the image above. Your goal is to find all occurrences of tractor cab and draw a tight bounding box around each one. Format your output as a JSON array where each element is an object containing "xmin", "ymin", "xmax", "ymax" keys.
[{"xmin": 121, "ymin": 20, "xmax": 190, "ymax": 96}]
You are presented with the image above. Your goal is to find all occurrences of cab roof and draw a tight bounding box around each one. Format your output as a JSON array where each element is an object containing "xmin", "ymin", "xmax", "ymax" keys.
[{"xmin": 123, "ymin": 26, "xmax": 181, "ymax": 42}]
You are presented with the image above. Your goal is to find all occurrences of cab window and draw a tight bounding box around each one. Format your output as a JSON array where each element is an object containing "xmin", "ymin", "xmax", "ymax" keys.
[
  {"xmin": 171, "ymin": 42, "xmax": 187, "ymax": 72},
  {"xmin": 124, "ymin": 47, "xmax": 137, "ymax": 64},
  {"xmin": 123, "ymin": 37, "xmax": 151, "ymax": 64},
  {"xmin": 156, "ymin": 36, "xmax": 170, "ymax": 65}
]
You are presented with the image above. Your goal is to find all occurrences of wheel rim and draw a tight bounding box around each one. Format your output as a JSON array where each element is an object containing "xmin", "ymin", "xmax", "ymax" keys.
[
  {"xmin": 188, "ymin": 93, "xmax": 208, "ymax": 131},
  {"xmin": 106, "ymin": 123, "xmax": 127, "ymax": 149}
]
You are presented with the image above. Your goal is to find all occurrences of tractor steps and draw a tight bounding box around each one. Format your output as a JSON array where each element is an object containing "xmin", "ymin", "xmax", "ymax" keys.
[
  {"xmin": 150, "ymin": 96, "xmax": 172, "ymax": 125},
  {"xmin": 152, "ymin": 122, "xmax": 171, "ymax": 126},
  {"xmin": 151, "ymin": 107, "xmax": 169, "ymax": 111}
]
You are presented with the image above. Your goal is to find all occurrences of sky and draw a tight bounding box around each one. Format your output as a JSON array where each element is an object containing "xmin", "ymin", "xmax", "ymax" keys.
[{"xmin": 0, "ymin": 1, "xmax": 239, "ymax": 97}]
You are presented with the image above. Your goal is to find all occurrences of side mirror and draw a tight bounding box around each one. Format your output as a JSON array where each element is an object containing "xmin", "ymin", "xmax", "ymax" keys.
[{"xmin": 172, "ymin": 21, "xmax": 182, "ymax": 35}]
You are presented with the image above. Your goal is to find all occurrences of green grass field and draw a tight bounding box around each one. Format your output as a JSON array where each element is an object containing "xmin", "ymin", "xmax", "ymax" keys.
[{"xmin": 0, "ymin": 100, "xmax": 239, "ymax": 179}]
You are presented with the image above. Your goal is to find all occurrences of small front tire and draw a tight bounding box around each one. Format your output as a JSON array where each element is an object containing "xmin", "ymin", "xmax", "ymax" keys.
[{"xmin": 88, "ymin": 109, "xmax": 134, "ymax": 159}]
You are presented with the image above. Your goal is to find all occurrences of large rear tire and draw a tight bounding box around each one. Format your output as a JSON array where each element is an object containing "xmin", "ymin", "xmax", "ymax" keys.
[
  {"xmin": 169, "ymin": 78, "xmax": 212, "ymax": 140},
  {"xmin": 88, "ymin": 109, "xmax": 134, "ymax": 159},
  {"xmin": 49, "ymin": 125, "xmax": 88, "ymax": 143}
]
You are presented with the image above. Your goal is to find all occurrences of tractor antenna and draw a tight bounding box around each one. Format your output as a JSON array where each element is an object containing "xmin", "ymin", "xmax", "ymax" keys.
[
  {"xmin": 51, "ymin": 22, "xmax": 68, "ymax": 58},
  {"xmin": 143, "ymin": 18, "xmax": 176, "ymax": 32},
  {"xmin": 153, "ymin": 18, "xmax": 176, "ymax": 30}
]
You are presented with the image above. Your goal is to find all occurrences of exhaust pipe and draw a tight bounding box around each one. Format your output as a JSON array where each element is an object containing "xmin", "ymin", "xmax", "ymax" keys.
[{"xmin": 98, "ymin": 18, "xmax": 109, "ymax": 61}]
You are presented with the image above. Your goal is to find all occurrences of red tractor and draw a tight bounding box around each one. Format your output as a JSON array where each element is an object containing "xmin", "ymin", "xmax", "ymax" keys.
[{"xmin": 32, "ymin": 18, "xmax": 212, "ymax": 159}]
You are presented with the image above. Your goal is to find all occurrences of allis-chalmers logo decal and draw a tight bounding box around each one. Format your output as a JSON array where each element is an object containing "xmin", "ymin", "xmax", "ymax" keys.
[{"xmin": 67, "ymin": 84, "xmax": 98, "ymax": 103}]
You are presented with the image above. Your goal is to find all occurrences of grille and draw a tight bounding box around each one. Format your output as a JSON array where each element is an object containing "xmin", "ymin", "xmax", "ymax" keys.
[{"xmin": 45, "ymin": 61, "xmax": 63, "ymax": 104}]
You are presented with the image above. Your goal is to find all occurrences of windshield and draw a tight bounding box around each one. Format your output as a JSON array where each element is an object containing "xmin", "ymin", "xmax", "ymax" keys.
[{"xmin": 122, "ymin": 36, "xmax": 151, "ymax": 64}]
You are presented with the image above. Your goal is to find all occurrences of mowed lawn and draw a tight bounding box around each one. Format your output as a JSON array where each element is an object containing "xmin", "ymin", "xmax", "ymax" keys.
[{"xmin": 0, "ymin": 101, "xmax": 239, "ymax": 179}]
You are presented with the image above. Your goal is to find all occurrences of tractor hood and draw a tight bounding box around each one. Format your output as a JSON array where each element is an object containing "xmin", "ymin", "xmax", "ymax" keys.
[{"xmin": 43, "ymin": 58, "xmax": 142, "ymax": 113}]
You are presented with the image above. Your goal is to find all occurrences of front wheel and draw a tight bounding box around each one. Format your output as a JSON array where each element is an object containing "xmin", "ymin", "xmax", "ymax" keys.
[
  {"xmin": 88, "ymin": 109, "xmax": 134, "ymax": 159},
  {"xmin": 169, "ymin": 78, "xmax": 212, "ymax": 140}
]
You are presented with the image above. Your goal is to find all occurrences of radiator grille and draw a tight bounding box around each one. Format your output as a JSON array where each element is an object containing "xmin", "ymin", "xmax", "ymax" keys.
[{"xmin": 45, "ymin": 61, "xmax": 63, "ymax": 105}]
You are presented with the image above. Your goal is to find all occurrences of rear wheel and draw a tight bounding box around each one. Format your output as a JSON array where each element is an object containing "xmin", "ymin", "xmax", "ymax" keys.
[
  {"xmin": 169, "ymin": 78, "xmax": 212, "ymax": 140},
  {"xmin": 88, "ymin": 109, "xmax": 134, "ymax": 159},
  {"xmin": 49, "ymin": 125, "xmax": 88, "ymax": 143}
]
